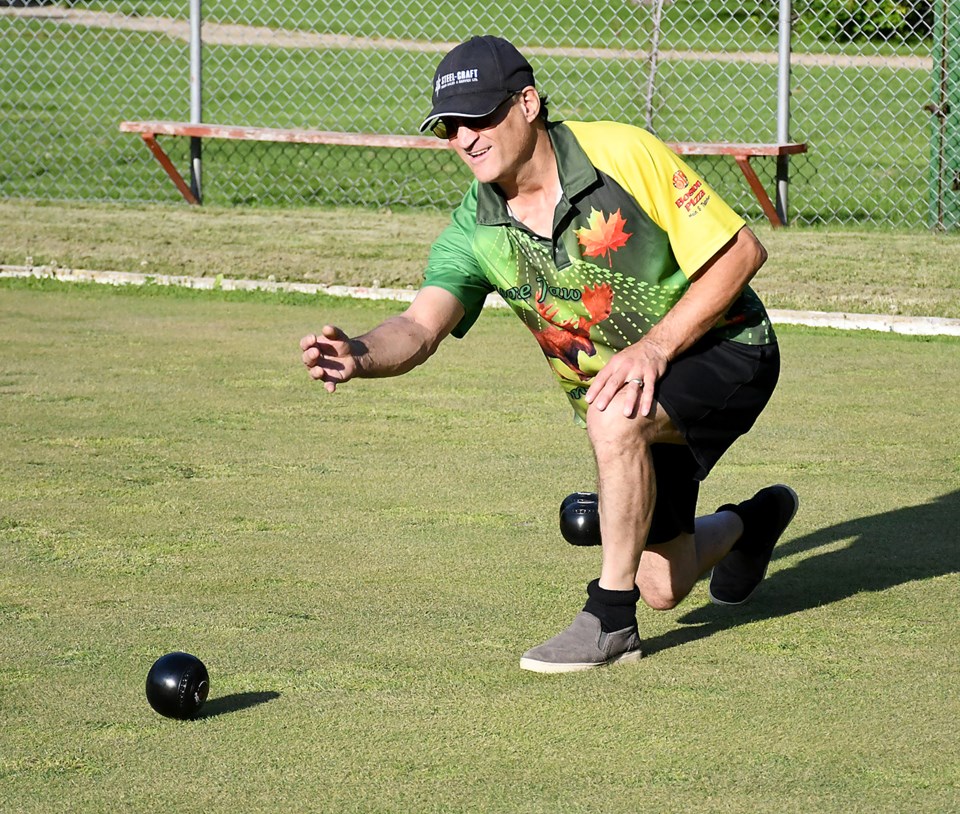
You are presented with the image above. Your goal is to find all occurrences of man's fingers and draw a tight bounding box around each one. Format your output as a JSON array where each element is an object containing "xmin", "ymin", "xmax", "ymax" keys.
[
  {"xmin": 321, "ymin": 324, "xmax": 349, "ymax": 341},
  {"xmin": 301, "ymin": 325, "xmax": 348, "ymax": 352},
  {"xmin": 638, "ymin": 379, "xmax": 656, "ymax": 417},
  {"xmin": 308, "ymin": 357, "xmax": 346, "ymax": 378},
  {"xmin": 622, "ymin": 377, "xmax": 645, "ymax": 417},
  {"xmin": 586, "ymin": 374, "xmax": 625, "ymax": 412},
  {"xmin": 301, "ymin": 325, "xmax": 355, "ymax": 394},
  {"xmin": 301, "ymin": 325, "xmax": 353, "ymax": 368},
  {"xmin": 586, "ymin": 369, "xmax": 657, "ymax": 415}
]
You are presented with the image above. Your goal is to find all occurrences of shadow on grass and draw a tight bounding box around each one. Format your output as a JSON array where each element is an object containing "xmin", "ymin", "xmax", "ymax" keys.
[
  {"xmin": 197, "ymin": 691, "xmax": 281, "ymax": 719},
  {"xmin": 643, "ymin": 488, "xmax": 960, "ymax": 656}
]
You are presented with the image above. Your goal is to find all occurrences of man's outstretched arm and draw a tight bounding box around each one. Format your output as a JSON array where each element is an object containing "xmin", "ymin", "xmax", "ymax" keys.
[{"xmin": 300, "ymin": 286, "xmax": 467, "ymax": 393}]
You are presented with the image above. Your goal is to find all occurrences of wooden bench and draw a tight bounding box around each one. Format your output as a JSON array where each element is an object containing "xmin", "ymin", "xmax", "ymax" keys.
[{"xmin": 120, "ymin": 120, "xmax": 807, "ymax": 227}]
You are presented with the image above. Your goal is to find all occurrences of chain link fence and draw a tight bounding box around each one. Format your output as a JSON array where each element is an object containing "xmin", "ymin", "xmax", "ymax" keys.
[{"xmin": 1, "ymin": 1, "xmax": 938, "ymax": 227}]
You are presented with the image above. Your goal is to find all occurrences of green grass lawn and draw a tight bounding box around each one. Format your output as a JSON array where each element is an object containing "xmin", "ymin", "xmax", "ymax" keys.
[
  {"xmin": 5, "ymin": 200, "xmax": 960, "ymax": 319},
  {"xmin": 1, "ymin": 278, "xmax": 957, "ymax": 812}
]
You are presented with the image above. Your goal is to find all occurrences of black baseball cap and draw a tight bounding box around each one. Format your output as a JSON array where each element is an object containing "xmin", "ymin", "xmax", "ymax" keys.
[{"xmin": 418, "ymin": 36, "xmax": 536, "ymax": 134}]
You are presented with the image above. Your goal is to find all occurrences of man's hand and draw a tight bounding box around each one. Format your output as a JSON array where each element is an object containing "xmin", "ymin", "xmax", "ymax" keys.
[
  {"xmin": 300, "ymin": 325, "xmax": 361, "ymax": 393},
  {"xmin": 584, "ymin": 338, "xmax": 669, "ymax": 417},
  {"xmin": 585, "ymin": 227, "xmax": 767, "ymax": 418}
]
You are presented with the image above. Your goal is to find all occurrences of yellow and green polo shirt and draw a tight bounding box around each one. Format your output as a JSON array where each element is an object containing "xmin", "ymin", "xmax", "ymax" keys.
[{"xmin": 423, "ymin": 120, "xmax": 775, "ymax": 420}]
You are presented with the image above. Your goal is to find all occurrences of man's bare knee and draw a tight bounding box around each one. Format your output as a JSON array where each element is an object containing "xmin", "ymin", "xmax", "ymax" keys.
[
  {"xmin": 637, "ymin": 535, "xmax": 698, "ymax": 611},
  {"xmin": 638, "ymin": 566, "xmax": 688, "ymax": 610},
  {"xmin": 586, "ymin": 404, "xmax": 657, "ymax": 463},
  {"xmin": 586, "ymin": 398, "xmax": 678, "ymax": 452},
  {"xmin": 639, "ymin": 586, "xmax": 683, "ymax": 612}
]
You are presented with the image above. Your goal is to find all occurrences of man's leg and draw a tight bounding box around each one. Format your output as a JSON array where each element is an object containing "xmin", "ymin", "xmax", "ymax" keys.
[
  {"xmin": 519, "ymin": 394, "xmax": 677, "ymax": 673},
  {"xmin": 519, "ymin": 337, "xmax": 787, "ymax": 672},
  {"xmin": 635, "ymin": 511, "xmax": 743, "ymax": 610},
  {"xmin": 517, "ymin": 493, "xmax": 736, "ymax": 673},
  {"xmin": 638, "ymin": 487, "xmax": 799, "ymax": 609}
]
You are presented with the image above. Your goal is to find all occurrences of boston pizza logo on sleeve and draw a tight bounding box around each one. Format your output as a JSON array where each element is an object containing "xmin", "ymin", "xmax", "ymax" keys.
[
  {"xmin": 674, "ymin": 176, "xmax": 710, "ymax": 217},
  {"xmin": 672, "ymin": 170, "xmax": 688, "ymax": 190}
]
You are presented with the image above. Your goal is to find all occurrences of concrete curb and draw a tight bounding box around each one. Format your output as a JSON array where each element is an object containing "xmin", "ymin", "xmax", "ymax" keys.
[{"xmin": 3, "ymin": 264, "xmax": 959, "ymax": 338}]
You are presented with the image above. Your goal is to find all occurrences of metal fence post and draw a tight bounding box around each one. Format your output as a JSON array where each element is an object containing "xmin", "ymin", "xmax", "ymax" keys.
[
  {"xmin": 927, "ymin": 0, "xmax": 957, "ymax": 230},
  {"xmin": 643, "ymin": 0, "xmax": 665, "ymax": 133},
  {"xmin": 189, "ymin": 0, "xmax": 203, "ymax": 203},
  {"xmin": 776, "ymin": 0, "xmax": 793, "ymax": 225}
]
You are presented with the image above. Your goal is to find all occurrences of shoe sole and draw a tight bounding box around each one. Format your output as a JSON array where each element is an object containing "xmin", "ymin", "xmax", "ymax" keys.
[
  {"xmin": 519, "ymin": 648, "xmax": 643, "ymax": 674},
  {"xmin": 708, "ymin": 484, "xmax": 799, "ymax": 606}
]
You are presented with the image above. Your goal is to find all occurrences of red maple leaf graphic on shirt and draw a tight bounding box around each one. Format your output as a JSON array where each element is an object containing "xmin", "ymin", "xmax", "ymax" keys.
[{"xmin": 575, "ymin": 208, "xmax": 632, "ymax": 267}]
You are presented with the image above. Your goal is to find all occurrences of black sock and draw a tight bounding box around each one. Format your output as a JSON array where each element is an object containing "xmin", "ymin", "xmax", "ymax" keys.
[
  {"xmin": 582, "ymin": 579, "xmax": 640, "ymax": 632},
  {"xmin": 716, "ymin": 501, "xmax": 748, "ymax": 549}
]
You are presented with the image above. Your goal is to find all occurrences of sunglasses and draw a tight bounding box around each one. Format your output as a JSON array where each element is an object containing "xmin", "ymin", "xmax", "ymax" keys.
[{"xmin": 431, "ymin": 93, "xmax": 520, "ymax": 140}]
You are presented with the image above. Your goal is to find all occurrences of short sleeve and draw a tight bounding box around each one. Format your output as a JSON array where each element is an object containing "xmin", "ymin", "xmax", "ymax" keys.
[
  {"xmin": 422, "ymin": 187, "xmax": 495, "ymax": 338},
  {"xmin": 565, "ymin": 121, "xmax": 746, "ymax": 277}
]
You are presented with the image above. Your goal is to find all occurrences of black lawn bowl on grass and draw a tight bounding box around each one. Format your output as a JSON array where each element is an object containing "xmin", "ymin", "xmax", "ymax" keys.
[{"xmin": 145, "ymin": 651, "xmax": 210, "ymax": 720}]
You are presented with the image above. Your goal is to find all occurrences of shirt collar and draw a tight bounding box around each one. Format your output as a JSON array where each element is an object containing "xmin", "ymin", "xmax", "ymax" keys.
[{"xmin": 474, "ymin": 121, "xmax": 600, "ymax": 226}]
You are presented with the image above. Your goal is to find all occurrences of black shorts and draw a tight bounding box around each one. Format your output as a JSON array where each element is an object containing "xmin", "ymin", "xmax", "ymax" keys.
[{"xmin": 646, "ymin": 336, "xmax": 780, "ymax": 546}]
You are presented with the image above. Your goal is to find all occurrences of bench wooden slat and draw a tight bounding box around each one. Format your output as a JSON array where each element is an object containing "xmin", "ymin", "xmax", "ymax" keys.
[
  {"xmin": 120, "ymin": 120, "xmax": 806, "ymax": 225},
  {"xmin": 120, "ymin": 121, "xmax": 447, "ymax": 150},
  {"xmin": 669, "ymin": 141, "xmax": 807, "ymax": 157},
  {"xmin": 120, "ymin": 121, "xmax": 806, "ymax": 156}
]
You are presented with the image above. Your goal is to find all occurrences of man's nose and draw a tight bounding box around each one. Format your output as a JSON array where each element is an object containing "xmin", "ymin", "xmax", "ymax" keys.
[{"xmin": 454, "ymin": 125, "xmax": 479, "ymax": 149}]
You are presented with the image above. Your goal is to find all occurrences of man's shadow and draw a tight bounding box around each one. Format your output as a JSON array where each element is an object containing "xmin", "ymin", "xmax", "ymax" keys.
[{"xmin": 644, "ymin": 489, "xmax": 960, "ymax": 655}]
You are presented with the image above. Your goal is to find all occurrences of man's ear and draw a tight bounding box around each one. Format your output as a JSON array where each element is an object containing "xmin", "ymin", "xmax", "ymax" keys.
[{"xmin": 518, "ymin": 87, "xmax": 541, "ymax": 123}]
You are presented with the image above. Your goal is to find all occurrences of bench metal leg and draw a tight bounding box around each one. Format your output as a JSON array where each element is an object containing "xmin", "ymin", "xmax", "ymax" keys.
[
  {"xmin": 140, "ymin": 134, "xmax": 200, "ymax": 205},
  {"xmin": 733, "ymin": 155, "xmax": 784, "ymax": 227}
]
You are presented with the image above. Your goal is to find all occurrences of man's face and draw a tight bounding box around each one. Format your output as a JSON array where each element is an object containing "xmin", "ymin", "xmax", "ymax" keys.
[{"xmin": 444, "ymin": 91, "xmax": 538, "ymax": 186}]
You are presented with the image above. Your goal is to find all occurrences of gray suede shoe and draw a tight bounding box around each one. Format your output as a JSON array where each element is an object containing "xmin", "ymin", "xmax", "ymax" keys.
[{"xmin": 519, "ymin": 611, "xmax": 643, "ymax": 673}]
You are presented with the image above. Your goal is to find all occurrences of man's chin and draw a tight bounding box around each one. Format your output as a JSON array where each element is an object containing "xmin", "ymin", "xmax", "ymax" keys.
[{"xmin": 468, "ymin": 165, "xmax": 502, "ymax": 185}]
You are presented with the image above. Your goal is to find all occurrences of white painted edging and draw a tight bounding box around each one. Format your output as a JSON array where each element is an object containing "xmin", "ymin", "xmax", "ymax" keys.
[
  {"xmin": 3, "ymin": 264, "xmax": 960, "ymax": 337},
  {"xmin": 766, "ymin": 308, "xmax": 960, "ymax": 337}
]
